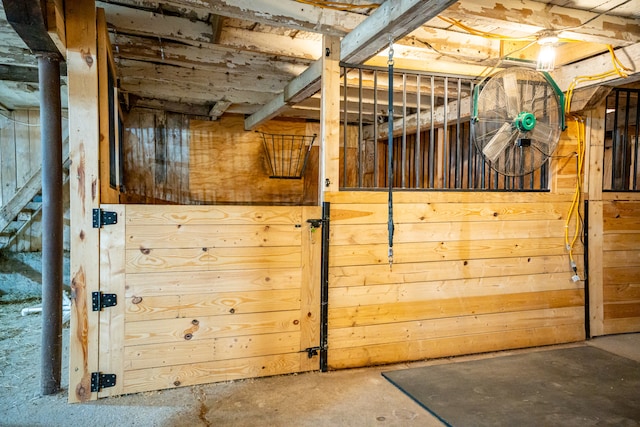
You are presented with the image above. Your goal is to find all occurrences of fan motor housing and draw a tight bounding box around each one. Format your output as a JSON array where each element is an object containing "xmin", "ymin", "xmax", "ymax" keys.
[{"xmin": 515, "ymin": 112, "xmax": 536, "ymax": 132}]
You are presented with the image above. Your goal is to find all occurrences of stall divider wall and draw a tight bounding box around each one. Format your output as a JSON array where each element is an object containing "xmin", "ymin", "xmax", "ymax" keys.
[
  {"xmin": 97, "ymin": 203, "xmax": 322, "ymax": 396},
  {"xmin": 324, "ymin": 119, "xmax": 587, "ymax": 368}
]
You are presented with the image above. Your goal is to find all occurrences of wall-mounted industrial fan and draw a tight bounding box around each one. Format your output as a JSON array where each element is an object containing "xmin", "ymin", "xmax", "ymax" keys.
[{"xmin": 472, "ymin": 67, "xmax": 566, "ymax": 176}]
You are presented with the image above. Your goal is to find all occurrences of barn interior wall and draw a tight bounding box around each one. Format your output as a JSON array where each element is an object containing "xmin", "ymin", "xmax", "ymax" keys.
[
  {"xmin": 121, "ymin": 110, "xmax": 320, "ymax": 205},
  {"xmin": 0, "ymin": 109, "xmax": 70, "ymax": 252}
]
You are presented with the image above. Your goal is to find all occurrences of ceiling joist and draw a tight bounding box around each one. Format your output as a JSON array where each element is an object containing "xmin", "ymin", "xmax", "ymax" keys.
[
  {"xmin": 245, "ymin": 0, "xmax": 458, "ymax": 130},
  {"xmin": 440, "ymin": 0, "xmax": 640, "ymax": 45}
]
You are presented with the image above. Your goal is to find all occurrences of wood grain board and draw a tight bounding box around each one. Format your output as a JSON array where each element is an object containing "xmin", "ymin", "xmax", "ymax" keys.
[
  {"xmin": 106, "ymin": 204, "xmax": 321, "ymax": 395},
  {"xmin": 188, "ymin": 115, "xmax": 318, "ymax": 204},
  {"xmin": 601, "ymin": 200, "xmax": 640, "ymax": 335},
  {"xmin": 327, "ymin": 188, "xmax": 586, "ymax": 370}
]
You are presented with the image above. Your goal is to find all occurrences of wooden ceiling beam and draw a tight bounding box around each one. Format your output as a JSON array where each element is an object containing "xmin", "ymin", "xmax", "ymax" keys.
[
  {"xmin": 117, "ymin": 58, "xmax": 291, "ymax": 94},
  {"xmin": 208, "ymin": 100, "xmax": 232, "ymax": 120},
  {"xmin": 127, "ymin": 95, "xmax": 212, "ymax": 117},
  {"xmin": 551, "ymin": 42, "xmax": 640, "ymax": 92},
  {"xmin": 441, "ymin": 0, "xmax": 640, "ymax": 45},
  {"xmin": 96, "ymin": 2, "xmax": 216, "ymax": 45},
  {"xmin": 112, "ymin": 34, "xmax": 310, "ymax": 78},
  {"xmin": 164, "ymin": 0, "xmax": 366, "ymax": 35},
  {"xmin": 98, "ymin": 2, "xmax": 331, "ymax": 62},
  {"xmin": 219, "ymin": 26, "xmax": 321, "ymax": 60},
  {"xmin": 0, "ymin": 45, "xmax": 39, "ymax": 67},
  {"xmin": 340, "ymin": 0, "xmax": 457, "ymax": 64},
  {"xmin": 111, "ymin": 0, "xmax": 367, "ymax": 36},
  {"xmin": 0, "ymin": 63, "xmax": 38, "ymax": 82},
  {"xmin": 2, "ymin": 0, "xmax": 62, "ymax": 56},
  {"xmin": 120, "ymin": 76, "xmax": 276, "ymax": 105},
  {"xmin": 245, "ymin": 0, "xmax": 457, "ymax": 130}
]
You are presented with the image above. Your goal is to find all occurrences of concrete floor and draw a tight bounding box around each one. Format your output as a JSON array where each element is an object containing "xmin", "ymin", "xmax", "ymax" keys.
[{"xmin": 1, "ymin": 326, "xmax": 638, "ymax": 427}]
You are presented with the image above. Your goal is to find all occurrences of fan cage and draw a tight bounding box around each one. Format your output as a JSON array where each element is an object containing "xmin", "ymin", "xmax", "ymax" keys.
[{"xmin": 258, "ymin": 132, "xmax": 317, "ymax": 179}]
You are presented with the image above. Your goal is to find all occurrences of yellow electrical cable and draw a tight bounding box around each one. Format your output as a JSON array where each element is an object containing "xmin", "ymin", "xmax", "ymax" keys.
[
  {"xmin": 564, "ymin": 116, "xmax": 586, "ymax": 277},
  {"xmin": 294, "ymin": 0, "xmax": 380, "ymax": 11},
  {"xmin": 438, "ymin": 16, "xmax": 536, "ymax": 41},
  {"xmin": 565, "ymin": 45, "xmax": 631, "ymax": 112}
]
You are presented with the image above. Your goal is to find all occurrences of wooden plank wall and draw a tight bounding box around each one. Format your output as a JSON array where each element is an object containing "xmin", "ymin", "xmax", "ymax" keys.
[
  {"xmin": 121, "ymin": 108, "xmax": 192, "ymax": 204},
  {"xmin": 325, "ymin": 120, "xmax": 586, "ymax": 369},
  {"xmin": 601, "ymin": 197, "xmax": 640, "ymax": 334},
  {"xmin": 189, "ymin": 115, "xmax": 319, "ymax": 205},
  {"xmin": 122, "ymin": 111, "xmax": 319, "ymax": 206},
  {"xmin": 114, "ymin": 204, "xmax": 321, "ymax": 394},
  {"xmin": 0, "ymin": 109, "xmax": 70, "ymax": 251}
]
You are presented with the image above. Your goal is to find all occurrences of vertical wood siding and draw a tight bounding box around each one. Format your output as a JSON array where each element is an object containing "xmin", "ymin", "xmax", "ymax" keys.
[
  {"xmin": 0, "ymin": 109, "xmax": 70, "ymax": 252},
  {"xmin": 602, "ymin": 199, "xmax": 640, "ymax": 334},
  {"xmin": 122, "ymin": 108, "xmax": 191, "ymax": 204}
]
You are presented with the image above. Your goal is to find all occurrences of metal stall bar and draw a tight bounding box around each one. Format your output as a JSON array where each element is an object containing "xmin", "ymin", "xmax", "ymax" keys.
[
  {"xmin": 343, "ymin": 67, "xmax": 348, "ymax": 187},
  {"xmin": 415, "ymin": 74, "xmax": 421, "ymax": 188},
  {"xmin": 358, "ymin": 68, "xmax": 364, "ymax": 188},
  {"xmin": 623, "ymin": 90, "xmax": 631, "ymax": 189},
  {"xmin": 634, "ymin": 92, "xmax": 640, "ymax": 190},
  {"xmin": 611, "ymin": 90, "xmax": 620, "ymax": 189},
  {"xmin": 401, "ymin": 72, "xmax": 407, "ymax": 188},
  {"xmin": 429, "ymin": 75, "xmax": 435, "ymax": 188},
  {"xmin": 443, "ymin": 76, "xmax": 449, "ymax": 188},
  {"xmin": 455, "ymin": 78, "xmax": 462, "ymax": 188},
  {"xmin": 373, "ymin": 70, "xmax": 379, "ymax": 187}
]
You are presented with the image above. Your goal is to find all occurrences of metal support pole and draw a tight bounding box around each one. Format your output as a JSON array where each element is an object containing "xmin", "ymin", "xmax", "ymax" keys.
[{"xmin": 38, "ymin": 52, "xmax": 63, "ymax": 396}]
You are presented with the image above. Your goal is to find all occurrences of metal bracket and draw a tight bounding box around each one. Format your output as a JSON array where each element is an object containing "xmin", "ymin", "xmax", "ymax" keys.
[
  {"xmin": 91, "ymin": 372, "xmax": 116, "ymax": 393},
  {"xmin": 304, "ymin": 346, "xmax": 321, "ymax": 359},
  {"xmin": 92, "ymin": 208, "xmax": 118, "ymax": 228},
  {"xmin": 92, "ymin": 291, "xmax": 117, "ymax": 312},
  {"xmin": 306, "ymin": 218, "xmax": 323, "ymax": 229}
]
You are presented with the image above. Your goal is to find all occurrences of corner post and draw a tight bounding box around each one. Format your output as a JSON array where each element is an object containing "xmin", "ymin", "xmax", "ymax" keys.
[
  {"xmin": 320, "ymin": 35, "xmax": 341, "ymax": 202},
  {"xmin": 66, "ymin": 0, "xmax": 102, "ymax": 402}
]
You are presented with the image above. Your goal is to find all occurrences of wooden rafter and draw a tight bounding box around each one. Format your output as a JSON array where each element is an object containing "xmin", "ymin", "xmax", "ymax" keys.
[
  {"xmin": 2, "ymin": 0, "xmax": 62, "ymax": 55},
  {"xmin": 440, "ymin": 0, "xmax": 640, "ymax": 45},
  {"xmin": 245, "ymin": 0, "xmax": 457, "ymax": 130},
  {"xmin": 102, "ymin": 0, "xmax": 367, "ymax": 36}
]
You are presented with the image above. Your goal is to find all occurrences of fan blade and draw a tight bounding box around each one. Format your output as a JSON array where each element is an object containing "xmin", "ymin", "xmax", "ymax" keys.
[
  {"xmin": 502, "ymin": 73, "xmax": 520, "ymax": 118},
  {"xmin": 483, "ymin": 122, "xmax": 517, "ymax": 163},
  {"xmin": 529, "ymin": 121, "xmax": 555, "ymax": 154}
]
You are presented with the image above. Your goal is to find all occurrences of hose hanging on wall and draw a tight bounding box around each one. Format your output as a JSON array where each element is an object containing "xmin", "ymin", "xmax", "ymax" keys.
[{"xmin": 387, "ymin": 36, "xmax": 395, "ymax": 270}]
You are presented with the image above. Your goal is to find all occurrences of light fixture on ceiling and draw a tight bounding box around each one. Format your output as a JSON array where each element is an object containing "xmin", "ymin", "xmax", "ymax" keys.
[{"xmin": 536, "ymin": 31, "xmax": 559, "ymax": 72}]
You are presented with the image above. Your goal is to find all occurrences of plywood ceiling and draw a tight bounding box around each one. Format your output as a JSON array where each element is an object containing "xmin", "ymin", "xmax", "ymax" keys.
[{"xmin": 0, "ymin": 0, "xmax": 638, "ymax": 119}]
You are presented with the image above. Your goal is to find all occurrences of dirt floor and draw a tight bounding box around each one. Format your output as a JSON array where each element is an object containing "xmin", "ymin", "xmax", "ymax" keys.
[{"xmin": 0, "ymin": 251, "xmax": 441, "ymax": 427}]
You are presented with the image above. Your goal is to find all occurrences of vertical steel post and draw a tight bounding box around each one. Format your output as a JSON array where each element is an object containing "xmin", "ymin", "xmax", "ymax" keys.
[
  {"xmin": 634, "ymin": 92, "xmax": 640, "ymax": 190},
  {"xmin": 342, "ymin": 68, "xmax": 348, "ymax": 187},
  {"xmin": 611, "ymin": 90, "xmax": 620, "ymax": 189},
  {"xmin": 319, "ymin": 202, "xmax": 330, "ymax": 371},
  {"xmin": 358, "ymin": 68, "xmax": 363, "ymax": 188},
  {"xmin": 443, "ymin": 77, "xmax": 449, "ymax": 188},
  {"xmin": 415, "ymin": 75, "xmax": 421, "ymax": 188},
  {"xmin": 401, "ymin": 73, "xmax": 406, "ymax": 188},
  {"xmin": 428, "ymin": 76, "xmax": 435, "ymax": 188},
  {"xmin": 373, "ymin": 71, "xmax": 379, "ymax": 187},
  {"xmin": 38, "ymin": 52, "xmax": 63, "ymax": 396}
]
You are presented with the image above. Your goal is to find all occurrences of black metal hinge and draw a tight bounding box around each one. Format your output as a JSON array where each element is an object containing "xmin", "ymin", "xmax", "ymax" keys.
[
  {"xmin": 91, "ymin": 372, "xmax": 116, "ymax": 393},
  {"xmin": 92, "ymin": 291, "xmax": 117, "ymax": 311},
  {"xmin": 93, "ymin": 208, "xmax": 118, "ymax": 228}
]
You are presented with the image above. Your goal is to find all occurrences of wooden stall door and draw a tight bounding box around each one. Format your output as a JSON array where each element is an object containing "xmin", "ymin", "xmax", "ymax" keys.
[{"xmin": 97, "ymin": 204, "xmax": 322, "ymax": 397}]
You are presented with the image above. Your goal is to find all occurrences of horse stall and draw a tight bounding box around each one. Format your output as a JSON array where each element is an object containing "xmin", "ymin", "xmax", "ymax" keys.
[{"xmin": 57, "ymin": 2, "xmax": 640, "ymax": 404}]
